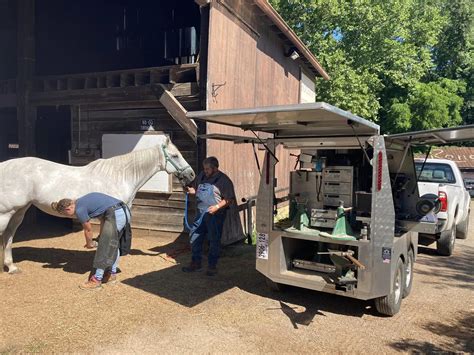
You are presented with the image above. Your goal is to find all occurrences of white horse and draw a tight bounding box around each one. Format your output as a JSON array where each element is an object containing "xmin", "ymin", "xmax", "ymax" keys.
[{"xmin": 0, "ymin": 136, "xmax": 195, "ymax": 273}]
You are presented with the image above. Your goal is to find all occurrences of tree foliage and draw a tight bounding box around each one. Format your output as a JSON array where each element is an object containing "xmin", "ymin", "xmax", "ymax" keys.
[{"xmin": 270, "ymin": 0, "xmax": 473, "ymax": 133}]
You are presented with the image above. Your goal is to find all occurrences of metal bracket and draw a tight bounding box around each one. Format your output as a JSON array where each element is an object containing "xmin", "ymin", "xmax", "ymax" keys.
[{"xmin": 211, "ymin": 82, "xmax": 226, "ymax": 103}]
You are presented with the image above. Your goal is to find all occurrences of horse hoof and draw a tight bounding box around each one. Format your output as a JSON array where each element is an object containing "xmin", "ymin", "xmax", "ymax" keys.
[{"xmin": 7, "ymin": 267, "xmax": 21, "ymax": 274}]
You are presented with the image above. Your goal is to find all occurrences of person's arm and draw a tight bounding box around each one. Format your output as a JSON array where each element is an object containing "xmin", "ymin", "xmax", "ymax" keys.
[
  {"xmin": 208, "ymin": 176, "xmax": 236, "ymax": 214},
  {"xmin": 208, "ymin": 198, "xmax": 233, "ymax": 214},
  {"xmin": 82, "ymin": 221, "xmax": 95, "ymax": 249}
]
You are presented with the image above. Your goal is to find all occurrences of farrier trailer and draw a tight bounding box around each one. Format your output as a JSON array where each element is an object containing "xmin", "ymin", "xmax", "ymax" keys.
[{"xmin": 188, "ymin": 103, "xmax": 474, "ymax": 316}]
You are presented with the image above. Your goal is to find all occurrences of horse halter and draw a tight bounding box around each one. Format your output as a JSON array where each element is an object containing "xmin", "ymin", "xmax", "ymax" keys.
[{"xmin": 161, "ymin": 144, "xmax": 193, "ymax": 177}]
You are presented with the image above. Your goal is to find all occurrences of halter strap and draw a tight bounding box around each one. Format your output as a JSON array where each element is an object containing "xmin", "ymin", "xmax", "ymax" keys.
[{"xmin": 161, "ymin": 144, "xmax": 192, "ymax": 176}]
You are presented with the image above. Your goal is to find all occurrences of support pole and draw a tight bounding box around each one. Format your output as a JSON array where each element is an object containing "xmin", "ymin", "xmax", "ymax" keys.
[
  {"xmin": 17, "ymin": 0, "xmax": 36, "ymax": 157},
  {"xmin": 16, "ymin": 0, "xmax": 37, "ymax": 227}
]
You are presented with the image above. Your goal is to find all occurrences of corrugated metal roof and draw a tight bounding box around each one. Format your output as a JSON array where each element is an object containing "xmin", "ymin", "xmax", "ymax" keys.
[{"xmin": 415, "ymin": 147, "xmax": 474, "ymax": 169}]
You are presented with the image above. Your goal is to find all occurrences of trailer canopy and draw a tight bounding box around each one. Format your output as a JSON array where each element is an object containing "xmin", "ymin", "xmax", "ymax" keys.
[
  {"xmin": 388, "ymin": 125, "xmax": 474, "ymax": 145},
  {"xmin": 188, "ymin": 102, "xmax": 380, "ymax": 139}
]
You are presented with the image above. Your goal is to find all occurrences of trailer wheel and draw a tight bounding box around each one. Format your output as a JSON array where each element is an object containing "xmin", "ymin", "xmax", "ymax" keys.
[
  {"xmin": 374, "ymin": 257, "xmax": 405, "ymax": 316},
  {"xmin": 456, "ymin": 211, "xmax": 470, "ymax": 239},
  {"xmin": 265, "ymin": 277, "xmax": 286, "ymax": 292},
  {"xmin": 437, "ymin": 225, "xmax": 456, "ymax": 256},
  {"xmin": 402, "ymin": 249, "xmax": 414, "ymax": 298}
]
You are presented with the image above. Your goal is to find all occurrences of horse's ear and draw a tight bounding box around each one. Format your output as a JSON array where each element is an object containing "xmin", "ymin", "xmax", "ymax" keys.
[{"xmin": 164, "ymin": 135, "xmax": 170, "ymax": 146}]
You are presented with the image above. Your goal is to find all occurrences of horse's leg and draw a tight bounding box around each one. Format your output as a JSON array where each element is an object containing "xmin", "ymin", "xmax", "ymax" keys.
[
  {"xmin": 3, "ymin": 205, "xmax": 30, "ymax": 274},
  {"xmin": 0, "ymin": 212, "xmax": 14, "ymax": 273}
]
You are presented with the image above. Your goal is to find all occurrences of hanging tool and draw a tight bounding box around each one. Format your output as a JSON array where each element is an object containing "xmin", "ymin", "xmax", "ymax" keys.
[
  {"xmin": 317, "ymin": 250, "xmax": 366, "ymax": 269},
  {"xmin": 290, "ymin": 153, "xmax": 300, "ymax": 170},
  {"xmin": 314, "ymin": 157, "xmax": 325, "ymax": 202}
]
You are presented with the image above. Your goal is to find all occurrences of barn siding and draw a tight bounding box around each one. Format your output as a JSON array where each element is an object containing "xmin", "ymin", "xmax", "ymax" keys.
[{"xmin": 206, "ymin": 0, "xmax": 303, "ymax": 202}]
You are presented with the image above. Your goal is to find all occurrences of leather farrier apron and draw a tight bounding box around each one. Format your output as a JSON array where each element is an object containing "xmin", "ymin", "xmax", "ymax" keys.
[{"xmin": 93, "ymin": 204, "xmax": 131, "ymax": 270}]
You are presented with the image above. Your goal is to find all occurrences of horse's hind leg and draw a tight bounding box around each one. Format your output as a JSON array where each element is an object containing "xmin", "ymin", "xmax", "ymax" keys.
[
  {"xmin": 3, "ymin": 205, "xmax": 30, "ymax": 274},
  {"xmin": 0, "ymin": 212, "xmax": 14, "ymax": 273}
]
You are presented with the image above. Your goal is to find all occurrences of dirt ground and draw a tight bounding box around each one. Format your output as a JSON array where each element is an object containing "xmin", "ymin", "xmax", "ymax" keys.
[{"xmin": 1, "ymin": 203, "xmax": 473, "ymax": 354}]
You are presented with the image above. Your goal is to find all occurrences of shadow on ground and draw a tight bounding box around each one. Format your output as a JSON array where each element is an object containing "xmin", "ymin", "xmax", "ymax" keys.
[
  {"xmin": 415, "ymin": 244, "xmax": 474, "ymax": 290},
  {"xmin": 12, "ymin": 245, "xmax": 154, "ymax": 275},
  {"xmin": 13, "ymin": 246, "xmax": 98, "ymax": 274},
  {"xmin": 390, "ymin": 311, "xmax": 474, "ymax": 353},
  {"xmin": 122, "ymin": 233, "xmax": 375, "ymax": 325},
  {"xmin": 12, "ymin": 229, "xmax": 385, "ymax": 325}
]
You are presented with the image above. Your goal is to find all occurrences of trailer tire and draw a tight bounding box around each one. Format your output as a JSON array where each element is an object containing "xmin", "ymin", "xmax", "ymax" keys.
[
  {"xmin": 456, "ymin": 211, "xmax": 469, "ymax": 239},
  {"xmin": 402, "ymin": 249, "xmax": 414, "ymax": 298},
  {"xmin": 265, "ymin": 277, "xmax": 286, "ymax": 292},
  {"xmin": 374, "ymin": 257, "xmax": 405, "ymax": 316},
  {"xmin": 437, "ymin": 225, "xmax": 456, "ymax": 256}
]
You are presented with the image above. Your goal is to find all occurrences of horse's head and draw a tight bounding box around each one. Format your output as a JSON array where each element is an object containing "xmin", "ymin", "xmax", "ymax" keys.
[{"xmin": 161, "ymin": 137, "xmax": 196, "ymax": 186}]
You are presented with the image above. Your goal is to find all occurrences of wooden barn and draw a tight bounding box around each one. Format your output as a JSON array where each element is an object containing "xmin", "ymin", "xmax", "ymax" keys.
[{"xmin": 0, "ymin": 0, "xmax": 329, "ymax": 240}]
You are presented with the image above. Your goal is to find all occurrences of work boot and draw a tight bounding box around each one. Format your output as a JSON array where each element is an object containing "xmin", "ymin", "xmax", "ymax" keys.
[
  {"xmin": 102, "ymin": 271, "xmax": 117, "ymax": 284},
  {"xmin": 206, "ymin": 265, "xmax": 218, "ymax": 276},
  {"xmin": 182, "ymin": 261, "xmax": 202, "ymax": 273},
  {"xmin": 79, "ymin": 275, "xmax": 102, "ymax": 290}
]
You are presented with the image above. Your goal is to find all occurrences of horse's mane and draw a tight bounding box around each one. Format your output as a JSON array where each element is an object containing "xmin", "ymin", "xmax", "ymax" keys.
[{"xmin": 86, "ymin": 146, "xmax": 161, "ymax": 183}]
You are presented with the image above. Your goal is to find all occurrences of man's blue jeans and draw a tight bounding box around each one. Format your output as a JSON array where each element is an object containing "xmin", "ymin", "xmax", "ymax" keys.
[
  {"xmin": 190, "ymin": 210, "xmax": 226, "ymax": 267},
  {"xmin": 94, "ymin": 207, "xmax": 131, "ymax": 280}
]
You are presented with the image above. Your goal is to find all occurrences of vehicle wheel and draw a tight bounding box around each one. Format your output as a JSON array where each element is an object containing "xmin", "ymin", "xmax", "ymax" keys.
[
  {"xmin": 402, "ymin": 249, "xmax": 414, "ymax": 298},
  {"xmin": 456, "ymin": 211, "xmax": 470, "ymax": 239},
  {"xmin": 437, "ymin": 225, "xmax": 456, "ymax": 256},
  {"xmin": 374, "ymin": 257, "xmax": 405, "ymax": 316},
  {"xmin": 265, "ymin": 277, "xmax": 286, "ymax": 292}
]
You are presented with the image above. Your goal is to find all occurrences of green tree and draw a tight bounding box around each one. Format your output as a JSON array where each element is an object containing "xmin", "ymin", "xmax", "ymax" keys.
[
  {"xmin": 386, "ymin": 79, "xmax": 465, "ymax": 132},
  {"xmin": 432, "ymin": 0, "xmax": 473, "ymax": 126},
  {"xmin": 270, "ymin": 0, "xmax": 471, "ymax": 132}
]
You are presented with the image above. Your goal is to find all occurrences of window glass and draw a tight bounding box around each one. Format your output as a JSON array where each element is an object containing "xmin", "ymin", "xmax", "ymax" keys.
[{"xmin": 414, "ymin": 162, "xmax": 456, "ymax": 183}]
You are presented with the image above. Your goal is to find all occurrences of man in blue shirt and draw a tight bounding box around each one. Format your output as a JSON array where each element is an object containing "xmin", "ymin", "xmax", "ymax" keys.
[{"xmin": 51, "ymin": 192, "xmax": 131, "ymax": 289}]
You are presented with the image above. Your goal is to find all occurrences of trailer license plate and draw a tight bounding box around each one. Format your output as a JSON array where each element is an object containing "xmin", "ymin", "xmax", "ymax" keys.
[{"xmin": 256, "ymin": 233, "xmax": 269, "ymax": 260}]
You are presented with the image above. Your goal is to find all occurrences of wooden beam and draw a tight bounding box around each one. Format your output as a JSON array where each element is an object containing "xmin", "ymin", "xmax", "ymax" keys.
[
  {"xmin": 194, "ymin": 0, "xmax": 210, "ymax": 6},
  {"xmin": 169, "ymin": 66, "xmax": 198, "ymax": 84},
  {"xmin": 17, "ymin": 0, "xmax": 36, "ymax": 157},
  {"xmin": 29, "ymin": 83, "xmax": 199, "ymax": 106},
  {"xmin": 0, "ymin": 90, "xmax": 201, "ymax": 109},
  {"xmin": 17, "ymin": 105, "xmax": 37, "ymax": 156},
  {"xmin": 151, "ymin": 84, "xmax": 197, "ymax": 143},
  {"xmin": 77, "ymin": 98, "xmax": 201, "ymax": 111},
  {"xmin": 15, "ymin": 0, "xmax": 37, "ymax": 230}
]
